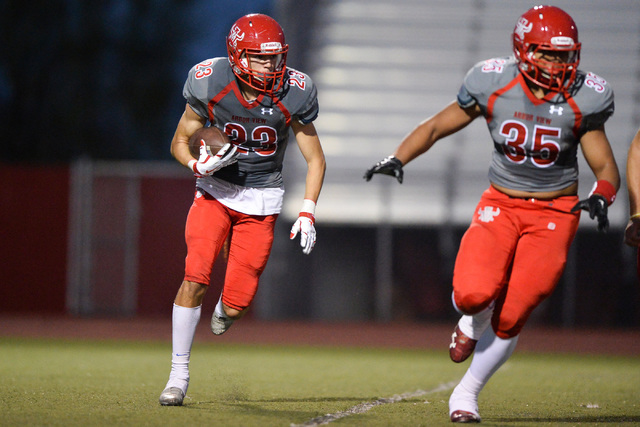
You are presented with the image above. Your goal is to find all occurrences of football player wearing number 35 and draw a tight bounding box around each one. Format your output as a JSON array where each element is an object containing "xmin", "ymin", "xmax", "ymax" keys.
[
  {"xmin": 365, "ymin": 5, "xmax": 619, "ymax": 423},
  {"xmin": 159, "ymin": 13, "xmax": 326, "ymax": 406}
]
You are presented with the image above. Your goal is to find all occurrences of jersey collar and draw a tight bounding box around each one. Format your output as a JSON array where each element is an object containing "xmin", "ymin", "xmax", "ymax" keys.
[{"xmin": 518, "ymin": 73, "xmax": 563, "ymax": 105}]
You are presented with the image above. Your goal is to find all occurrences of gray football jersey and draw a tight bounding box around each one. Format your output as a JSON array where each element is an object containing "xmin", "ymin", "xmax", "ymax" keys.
[
  {"xmin": 457, "ymin": 56, "xmax": 614, "ymax": 192},
  {"xmin": 183, "ymin": 57, "xmax": 319, "ymax": 188}
]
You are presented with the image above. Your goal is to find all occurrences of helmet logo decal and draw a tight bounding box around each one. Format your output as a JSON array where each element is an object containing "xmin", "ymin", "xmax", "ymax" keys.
[
  {"xmin": 229, "ymin": 24, "xmax": 245, "ymax": 47},
  {"xmin": 514, "ymin": 17, "xmax": 532, "ymax": 41},
  {"xmin": 260, "ymin": 42, "xmax": 282, "ymax": 51},
  {"xmin": 550, "ymin": 36, "xmax": 574, "ymax": 47}
]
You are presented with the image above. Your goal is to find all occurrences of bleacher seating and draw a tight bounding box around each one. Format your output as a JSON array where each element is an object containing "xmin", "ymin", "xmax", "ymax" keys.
[{"xmin": 281, "ymin": 0, "xmax": 640, "ymax": 227}]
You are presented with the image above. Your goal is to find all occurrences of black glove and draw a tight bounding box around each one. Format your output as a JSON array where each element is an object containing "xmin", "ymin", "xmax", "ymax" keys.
[
  {"xmin": 571, "ymin": 195, "xmax": 608, "ymax": 232},
  {"xmin": 363, "ymin": 156, "xmax": 404, "ymax": 183}
]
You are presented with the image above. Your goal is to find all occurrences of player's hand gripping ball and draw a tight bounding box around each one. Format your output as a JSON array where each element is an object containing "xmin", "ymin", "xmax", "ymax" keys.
[
  {"xmin": 187, "ymin": 127, "xmax": 239, "ymax": 177},
  {"xmin": 188, "ymin": 126, "xmax": 230, "ymax": 158}
]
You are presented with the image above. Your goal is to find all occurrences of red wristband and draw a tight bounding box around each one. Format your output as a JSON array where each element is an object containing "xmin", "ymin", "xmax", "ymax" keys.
[
  {"xmin": 299, "ymin": 211, "xmax": 315, "ymax": 224},
  {"xmin": 590, "ymin": 180, "xmax": 616, "ymax": 205}
]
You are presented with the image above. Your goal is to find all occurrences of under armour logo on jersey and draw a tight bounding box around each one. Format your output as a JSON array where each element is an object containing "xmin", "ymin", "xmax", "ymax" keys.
[
  {"xmin": 261, "ymin": 108, "xmax": 274, "ymax": 115},
  {"xmin": 549, "ymin": 106, "xmax": 564, "ymax": 115},
  {"xmin": 478, "ymin": 206, "xmax": 501, "ymax": 223}
]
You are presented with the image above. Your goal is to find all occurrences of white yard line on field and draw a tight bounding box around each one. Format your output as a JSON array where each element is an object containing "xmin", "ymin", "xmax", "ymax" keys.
[{"xmin": 290, "ymin": 381, "xmax": 457, "ymax": 427}]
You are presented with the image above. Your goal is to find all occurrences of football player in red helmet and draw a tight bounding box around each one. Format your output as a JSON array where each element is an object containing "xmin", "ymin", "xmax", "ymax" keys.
[
  {"xmin": 227, "ymin": 13, "xmax": 289, "ymax": 96},
  {"xmin": 366, "ymin": 4, "xmax": 619, "ymax": 423},
  {"xmin": 159, "ymin": 13, "xmax": 326, "ymax": 406}
]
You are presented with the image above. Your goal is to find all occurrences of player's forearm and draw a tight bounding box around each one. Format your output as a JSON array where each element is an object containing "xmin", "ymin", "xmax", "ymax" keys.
[
  {"xmin": 594, "ymin": 162, "xmax": 620, "ymax": 192},
  {"xmin": 170, "ymin": 104, "xmax": 207, "ymax": 168},
  {"xmin": 627, "ymin": 132, "xmax": 640, "ymax": 215},
  {"xmin": 629, "ymin": 193, "xmax": 640, "ymax": 217},
  {"xmin": 171, "ymin": 138, "xmax": 196, "ymax": 169},
  {"xmin": 303, "ymin": 157, "xmax": 326, "ymax": 203},
  {"xmin": 393, "ymin": 122, "xmax": 436, "ymax": 165},
  {"xmin": 393, "ymin": 101, "xmax": 476, "ymax": 165}
]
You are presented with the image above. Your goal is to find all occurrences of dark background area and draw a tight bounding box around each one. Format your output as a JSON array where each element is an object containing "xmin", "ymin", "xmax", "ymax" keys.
[{"xmin": 0, "ymin": 0, "xmax": 274, "ymax": 161}]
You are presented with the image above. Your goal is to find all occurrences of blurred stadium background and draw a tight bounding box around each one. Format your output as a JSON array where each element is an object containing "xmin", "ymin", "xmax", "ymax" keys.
[{"xmin": 1, "ymin": 0, "xmax": 639, "ymax": 329}]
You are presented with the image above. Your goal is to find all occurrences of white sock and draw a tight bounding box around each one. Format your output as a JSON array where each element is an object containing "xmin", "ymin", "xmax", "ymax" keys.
[
  {"xmin": 165, "ymin": 304, "xmax": 201, "ymax": 394},
  {"xmin": 449, "ymin": 370, "xmax": 483, "ymax": 416},
  {"xmin": 457, "ymin": 301, "xmax": 495, "ymax": 340},
  {"xmin": 214, "ymin": 295, "xmax": 228, "ymax": 319},
  {"xmin": 450, "ymin": 329, "xmax": 517, "ymax": 416},
  {"xmin": 469, "ymin": 327, "xmax": 518, "ymax": 382}
]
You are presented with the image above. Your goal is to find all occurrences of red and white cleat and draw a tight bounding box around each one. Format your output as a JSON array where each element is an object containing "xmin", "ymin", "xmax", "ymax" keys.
[
  {"xmin": 450, "ymin": 409, "xmax": 481, "ymax": 423},
  {"xmin": 449, "ymin": 325, "xmax": 478, "ymax": 363}
]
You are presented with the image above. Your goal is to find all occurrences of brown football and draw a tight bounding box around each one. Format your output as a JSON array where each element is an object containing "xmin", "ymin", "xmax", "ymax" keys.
[{"xmin": 188, "ymin": 126, "xmax": 229, "ymax": 158}]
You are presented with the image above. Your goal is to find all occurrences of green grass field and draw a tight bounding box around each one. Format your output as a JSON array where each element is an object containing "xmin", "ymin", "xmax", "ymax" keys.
[{"xmin": 1, "ymin": 337, "xmax": 639, "ymax": 426}]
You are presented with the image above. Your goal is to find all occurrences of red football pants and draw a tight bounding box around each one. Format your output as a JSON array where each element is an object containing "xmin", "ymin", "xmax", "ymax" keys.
[
  {"xmin": 452, "ymin": 186, "xmax": 580, "ymax": 339},
  {"xmin": 183, "ymin": 190, "xmax": 278, "ymax": 311}
]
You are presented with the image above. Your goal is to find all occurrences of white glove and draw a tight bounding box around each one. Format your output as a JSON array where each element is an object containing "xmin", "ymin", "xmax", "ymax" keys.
[
  {"xmin": 290, "ymin": 199, "xmax": 317, "ymax": 255},
  {"xmin": 188, "ymin": 141, "xmax": 238, "ymax": 177}
]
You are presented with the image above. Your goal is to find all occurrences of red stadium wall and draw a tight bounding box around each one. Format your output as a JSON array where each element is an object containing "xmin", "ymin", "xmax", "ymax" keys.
[
  {"xmin": 1, "ymin": 164, "xmax": 637, "ymax": 327},
  {"xmin": 0, "ymin": 164, "xmax": 69, "ymax": 314},
  {"xmin": 135, "ymin": 177, "xmax": 225, "ymax": 318},
  {"xmin": 0, "ymin": 164, "xmax": 222, "ymax": 317},
  {"xmin": 129, "ymin": 174, "xmax": 224, "ymax": 316},
  {"xmin": 136, "ymin": 177, "xmax": 193, "ymax": 317}
]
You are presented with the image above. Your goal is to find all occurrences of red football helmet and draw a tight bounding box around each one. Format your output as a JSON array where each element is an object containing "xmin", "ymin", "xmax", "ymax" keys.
[
  {"xmin": 512, "ymin": 5, "xmax": 581, "ymax": 91},
  {"xmin": 227, "ymin": 14, "xmax": 289, "ymax": 95}
]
